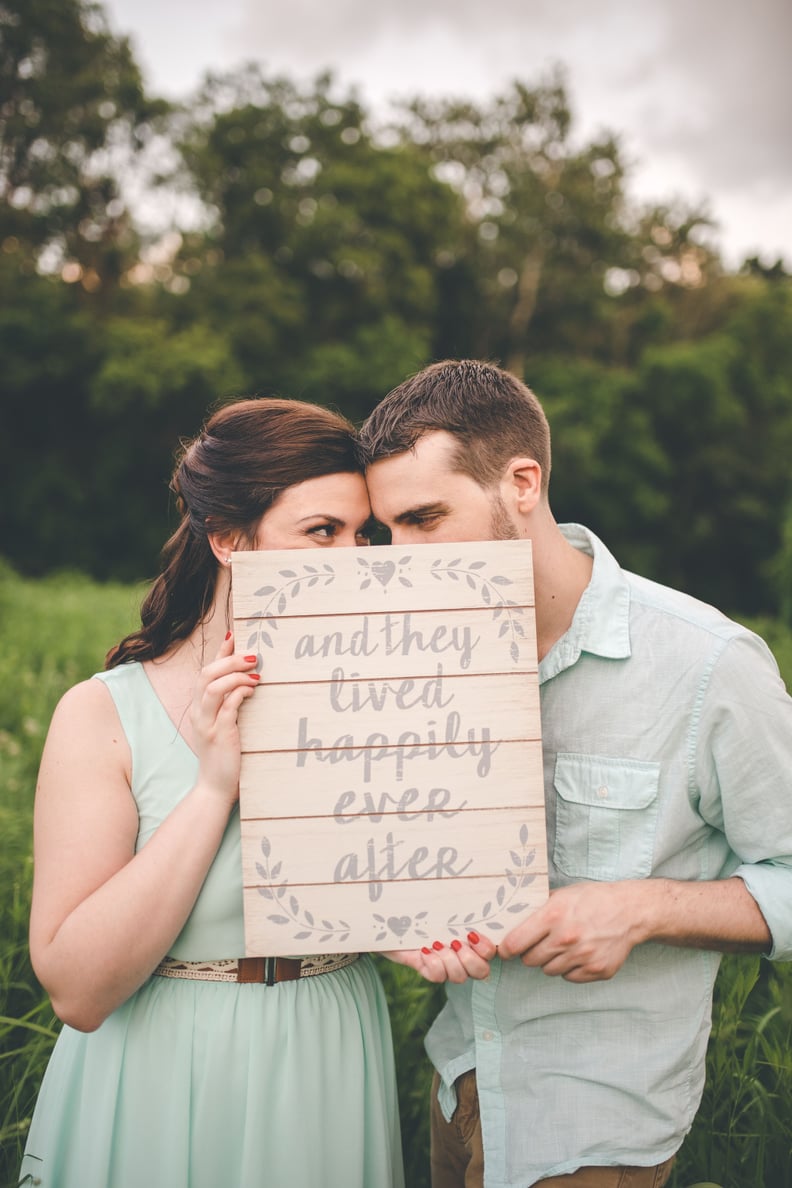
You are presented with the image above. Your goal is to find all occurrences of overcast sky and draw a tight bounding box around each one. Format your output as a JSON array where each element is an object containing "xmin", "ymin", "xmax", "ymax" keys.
[{"xmin": 103, "ymin": 0, "xmax": 792, "ymax": 270}]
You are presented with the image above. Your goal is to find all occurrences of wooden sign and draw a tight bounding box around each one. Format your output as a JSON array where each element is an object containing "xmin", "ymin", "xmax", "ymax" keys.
[{"xmin": 231, "ymin": 540, "xmax": 548, "ymax": 956}]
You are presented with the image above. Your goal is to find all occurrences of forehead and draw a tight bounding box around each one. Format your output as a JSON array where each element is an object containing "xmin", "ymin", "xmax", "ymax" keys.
[
  {"xmin": 365, "ymin": 431, "xmax": 481, "ymax": 518},
  {"xmin": 269, "ymin": 470, "xmax": 369, "ymax": 515}
]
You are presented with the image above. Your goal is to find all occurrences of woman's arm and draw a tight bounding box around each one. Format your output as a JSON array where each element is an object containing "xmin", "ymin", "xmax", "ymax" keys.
[{"xmin": 29, "ymin": 637, "xmax": 258, "ymax": 1031}]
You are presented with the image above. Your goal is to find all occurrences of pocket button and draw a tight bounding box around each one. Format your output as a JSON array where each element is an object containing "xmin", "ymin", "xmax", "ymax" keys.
[{"xmin": 596, "ymin": 785, "xmax": 609, "ymax": 799}]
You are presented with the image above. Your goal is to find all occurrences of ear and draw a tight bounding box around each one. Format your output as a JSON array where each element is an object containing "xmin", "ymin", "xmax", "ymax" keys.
[
  {"xmin": 207, "ymin": 529, "xmax": 239, "ymax": 568},
  {"xmin": 500, "ymin": 457, "xmax": 543, "ymax": 516}
]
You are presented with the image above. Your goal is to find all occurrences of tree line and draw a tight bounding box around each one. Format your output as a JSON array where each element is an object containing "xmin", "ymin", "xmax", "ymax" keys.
[{"xmin": 2, "ymin": 0, "xmax": 791, "ymax": 619}]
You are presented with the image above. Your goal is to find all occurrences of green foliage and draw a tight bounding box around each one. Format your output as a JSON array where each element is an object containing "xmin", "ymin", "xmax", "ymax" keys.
[
  {"xmin": 0, "ymin": 562, "xmax": 140, "ymax": 1187},
  {"xmin": 0, "ymin": 258, "xmax": 248, "ymax": 581},
  {"xmin": 375, "ymin": 958, "xmax": 445, "ymax": 1188},
  {"xmin": 3, "ymin": 0, "xmax": 792, "ymax": 616},
  {"xmin": 528, "ymin": 357, "xmax": 670, "ymax": 579},
  {"xmin": 174, "ymin": 68, "xmax": 464, "ymax": 415},
  {"xmin": 628, "ymin": 282, "xmax": 792, "ymax": 614},
  {"xmin": 0, "ymin": 0, "xmax": 166, "ymax": 284},
  {"xmin": 669, "ymin": 958, "xmax": 792, "ymax": 1188}
]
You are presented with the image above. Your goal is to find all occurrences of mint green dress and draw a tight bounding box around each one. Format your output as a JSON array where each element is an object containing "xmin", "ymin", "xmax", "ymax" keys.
[{"xmin": 21, "ymin": 663, "xmax": 405, "ymax": 1188}]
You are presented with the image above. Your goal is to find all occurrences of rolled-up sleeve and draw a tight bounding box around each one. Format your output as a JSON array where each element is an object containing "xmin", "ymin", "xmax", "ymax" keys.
[{"xmin": 696, "ymin": 631, "xmax": 792, "ymax": 960}]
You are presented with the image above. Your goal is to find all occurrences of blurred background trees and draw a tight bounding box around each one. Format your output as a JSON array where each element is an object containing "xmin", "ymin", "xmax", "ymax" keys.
[{"xmin": 2, "ymin": 0, "xmax": 791, "ymax": 616}]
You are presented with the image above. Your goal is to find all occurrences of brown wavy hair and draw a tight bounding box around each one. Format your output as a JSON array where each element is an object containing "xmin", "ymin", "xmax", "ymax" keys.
[
  {"xmin": 106, "ymin": 397, "xmax": 361, "ymax": 668},
  {"xmin": 358, "ymin": 359, "xmax": 551, "ymax": 493}
]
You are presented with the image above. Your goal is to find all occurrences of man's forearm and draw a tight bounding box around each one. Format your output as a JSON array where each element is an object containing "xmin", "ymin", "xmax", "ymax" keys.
[
  {"xmin": 636, "ymin": 875, "xmax": 771, "ymax": 954},
  {"xmin": 498, "ymin": 875, "xmax": 772, "ymax": 983}
]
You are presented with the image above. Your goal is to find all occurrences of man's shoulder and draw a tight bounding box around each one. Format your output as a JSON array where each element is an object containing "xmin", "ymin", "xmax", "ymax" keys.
[{"xmin": 624, "ymin": 569, "xmax": 745, "ymax": 643}]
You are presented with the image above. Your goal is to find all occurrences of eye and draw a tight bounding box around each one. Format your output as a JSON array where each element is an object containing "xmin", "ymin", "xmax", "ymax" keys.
[
  {"xmin": 307, "ymin": 523, "xmax": 336, "ymax": 539},
  {"xmin": 409, "ymin": 511, "xmax": 443, "ymax": 529}
]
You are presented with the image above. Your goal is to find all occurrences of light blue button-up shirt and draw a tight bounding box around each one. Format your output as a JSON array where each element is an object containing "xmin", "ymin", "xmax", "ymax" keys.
[{"xmin": 426, "ymin": 524, "xmax": 792, "ymax": 1187}]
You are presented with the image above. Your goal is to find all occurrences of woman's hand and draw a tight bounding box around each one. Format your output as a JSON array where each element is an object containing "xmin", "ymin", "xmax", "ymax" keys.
[
  {"xmin": 191, "ymin": 633, "xmax": 260, "ymax": 807},
  {"xmin": 384, "ymin": 932, "xmax": 496, "ymax": 983}
]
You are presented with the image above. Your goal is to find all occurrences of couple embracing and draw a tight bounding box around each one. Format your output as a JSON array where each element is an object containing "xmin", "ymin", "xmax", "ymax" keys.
[{"xmin": 21, "ymin": 361, "xmax": 792, "ymax": 1188}]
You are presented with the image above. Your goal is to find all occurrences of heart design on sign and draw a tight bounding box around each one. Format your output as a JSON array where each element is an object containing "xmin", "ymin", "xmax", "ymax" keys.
[
  {"xmin": 371, "ymin": 561, "xmax": 396, "ymax": 587},
  {"xmin": 387, "ymin": 915, "xmax": 411, "ymax": 937}
]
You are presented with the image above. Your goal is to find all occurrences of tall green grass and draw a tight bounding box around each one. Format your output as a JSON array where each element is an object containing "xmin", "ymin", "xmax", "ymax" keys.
[
  {"xmin": 1, "ymin": 564, "xmax": 791, "ymax": 1188},
  {"xmin": 0, "ymin": 562, "xmax": 142, "ymax": 1187}
]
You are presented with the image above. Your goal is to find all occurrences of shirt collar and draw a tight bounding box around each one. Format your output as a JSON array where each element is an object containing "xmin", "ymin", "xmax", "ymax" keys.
[{"xmin": 539, "ymin": 523, "xmax": 632, "ymax": 682}]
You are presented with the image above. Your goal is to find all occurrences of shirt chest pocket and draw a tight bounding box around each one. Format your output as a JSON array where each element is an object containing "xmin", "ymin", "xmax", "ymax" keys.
[{"xmin": 553, "ymin": 754, "xmax": 660, "ymax": 881}]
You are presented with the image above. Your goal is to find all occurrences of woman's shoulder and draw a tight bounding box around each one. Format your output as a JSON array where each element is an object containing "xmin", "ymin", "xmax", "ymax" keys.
[
  {"xmin": 92, "ymin": 660, "xmax": 144, "ymax": 689},
  {"xmin": 41, "ymin": 673, "xmax": 133, "ymax": 781},
  {"xmin": 50, "ymin": 672, "xmax": 130, "ymax": 734}
]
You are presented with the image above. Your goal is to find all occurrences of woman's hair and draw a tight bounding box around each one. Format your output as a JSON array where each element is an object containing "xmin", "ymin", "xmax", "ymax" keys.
[{"xmin": 106, "ymin": 397, "xmax": 361, "ymax": 668}]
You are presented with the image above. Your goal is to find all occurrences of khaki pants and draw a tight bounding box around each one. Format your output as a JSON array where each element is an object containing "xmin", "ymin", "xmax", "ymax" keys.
[{"xmin": 430, "ymin": 1071, "xmax": 676, "ymax": 1188}]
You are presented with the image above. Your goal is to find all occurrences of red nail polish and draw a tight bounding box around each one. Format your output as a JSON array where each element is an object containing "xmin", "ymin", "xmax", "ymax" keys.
[
  {"xmin": 467, "ymin": 931, "xmax": 480, "ymax": 945},
  {"xmin": 225, "ymin": 631, "xmax": 232, "ymax": 640},
  {"xmin": 421, "ymin": 946, "xmax": 432, "ymax": 955},
  {"xmin": 250, "ymin": 673, "xmax": 261, "ymax": 682},
  {"xmin": 432, "ymin": 940, "xmax": 444, "ymax": 951},
  {"xmin": 450, "ymin": 939, "xmax": 462, "ymax": 952},
  {"xmin": 244, "ymin": 654, "xmax": 257, "ymax": 663}
]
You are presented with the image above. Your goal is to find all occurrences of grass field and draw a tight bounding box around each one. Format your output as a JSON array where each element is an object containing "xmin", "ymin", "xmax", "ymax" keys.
[{"xmin": 1, "ymin": 561, "xmax": 791, "ymax": 1187}]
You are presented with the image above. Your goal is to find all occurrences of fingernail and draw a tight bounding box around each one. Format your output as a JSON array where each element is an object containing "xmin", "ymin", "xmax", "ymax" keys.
[
  {"xmin": 244, "ymin": 654, "xmax": 257, "ymax": 663},
  {"xmin": 250, "ymin": 673, "xmax": 261, "ymax": 682},
  {"xmin": 421, "ymin": 946, "xmax": 432, "ymax": 955},
  {"xmin": 225, "ymin": 631, "xmax": 232, "ymax": 640},
  {"xmin": 467, "ymin": 931, "xmax": 480, "ymax": 945},
  {"xmin": 432, "ymin": 940, "xmax": 444, "ymax": 951},
  {"xmin": 450, "ymin": 939, "xmax": 462, "ymax": 952}
]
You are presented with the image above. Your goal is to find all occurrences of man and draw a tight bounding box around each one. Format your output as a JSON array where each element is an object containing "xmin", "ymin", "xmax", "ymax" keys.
[{"xmin": 359, "ymin": 359, "xmax": 792, "ymax": 1188}]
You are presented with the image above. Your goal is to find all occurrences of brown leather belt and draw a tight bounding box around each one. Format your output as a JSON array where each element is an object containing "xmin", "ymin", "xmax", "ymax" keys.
[
  {"xmin": 153, "ymin": 953, "xmax": 359, "ymax": 985},
  {"xmin": 237, "ymin": 956, "xmax": 302, "ymax": 984}
]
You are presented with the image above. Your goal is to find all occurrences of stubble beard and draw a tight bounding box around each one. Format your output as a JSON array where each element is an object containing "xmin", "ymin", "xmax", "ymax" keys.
[{"xmin": 489, "ymin": 494, "xmax": 520, "ymax": 540}]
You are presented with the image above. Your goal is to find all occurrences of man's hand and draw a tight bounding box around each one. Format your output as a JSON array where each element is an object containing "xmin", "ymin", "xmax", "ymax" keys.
[
  {"xmin": 498, "ymin": 876, "xmax": 772, "ymax": 982},
  {"xmin": 498, "ymin": 882, "xmax": 644, "ymax": 982}
]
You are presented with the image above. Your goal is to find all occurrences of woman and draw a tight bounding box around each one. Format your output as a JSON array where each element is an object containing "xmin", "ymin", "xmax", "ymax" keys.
[{"xmin": 20, "ymin": 397, "xmax": 405, "ymax": 1188}]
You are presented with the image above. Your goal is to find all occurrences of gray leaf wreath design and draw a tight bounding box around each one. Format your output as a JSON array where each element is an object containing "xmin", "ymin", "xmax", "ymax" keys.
[
  {"xmin": 256, "ymin": 826, "xmax": 536, "ymax": 945},
  {"xmin": 430, "ymin": 557, "xmax": 527, "ymax": 664},
  {"xmin": 256, "ymin": 837, "xmax": 352, "ymax": 944},
  {"xmin": 445, "ymin": 823, "xmax": 537, "ymax": 936},
  {"xmin": 243, "ymin": 563, "xmax": 336, "ymax": 665}
]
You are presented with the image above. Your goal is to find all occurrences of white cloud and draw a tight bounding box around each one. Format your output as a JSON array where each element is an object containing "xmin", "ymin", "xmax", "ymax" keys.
[{"xmin": 104, "ymin": 0, "xmax": 792, "ymax": 267}]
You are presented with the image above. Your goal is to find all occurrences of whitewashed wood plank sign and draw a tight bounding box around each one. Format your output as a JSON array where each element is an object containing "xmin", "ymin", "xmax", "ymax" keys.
[{"xmin": 232, "ymin": 539, "xmax": 548, "ymax": 956}]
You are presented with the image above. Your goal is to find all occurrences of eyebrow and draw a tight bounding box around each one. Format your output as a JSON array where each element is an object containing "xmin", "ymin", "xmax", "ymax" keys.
[
  {"xmin": 297, "ymin": 514, "xmax": 376, "ymax": 533},
  {"xmin": 392, "ymin": 501, "xmax": 450, "ymax": 525},
  {"xmin": 296, "ymin": 513, "xmax": 344, "ymax": 525}
]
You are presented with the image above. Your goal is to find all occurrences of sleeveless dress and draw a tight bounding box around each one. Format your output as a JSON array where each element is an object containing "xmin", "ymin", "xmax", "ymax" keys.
[{"xmin": 20, "ymin": 663, "xmax": 405, "ymax": 1188}]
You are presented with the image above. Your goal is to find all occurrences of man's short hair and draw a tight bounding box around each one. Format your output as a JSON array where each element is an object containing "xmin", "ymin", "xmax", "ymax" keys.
[{"xmin": 359, "ymin": 359, "xmax": 551, "ymax": 492}]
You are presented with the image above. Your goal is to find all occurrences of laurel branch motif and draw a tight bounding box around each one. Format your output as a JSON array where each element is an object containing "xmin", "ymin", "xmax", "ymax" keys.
[
  {"xmin": 256, "ymin": 838, "xmax": 352, "ymax": 944},
  {"xmin": 445, "ymin": 823, "xmax": 537, "ymax": 936},
  {"xmin": 429, "ymin": 557, "xmax": 527, "ymax": 664},
  {"xmin": 243, "ymin": 563, "xmax": 336, "ymax": 665}
]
